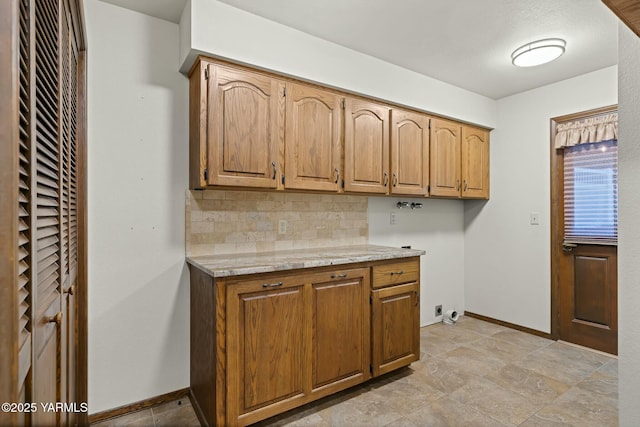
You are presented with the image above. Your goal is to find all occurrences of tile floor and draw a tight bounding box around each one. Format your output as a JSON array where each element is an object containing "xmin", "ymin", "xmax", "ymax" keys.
[{"xmin": 91, "ymin": 316, "xmax": 617, "ymax": 426}]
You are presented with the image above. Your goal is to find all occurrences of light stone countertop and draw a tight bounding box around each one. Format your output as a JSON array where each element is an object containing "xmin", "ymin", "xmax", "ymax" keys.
[{"xmin": 186, "ymin": 244, "xmax": 425, "ymax": 277}]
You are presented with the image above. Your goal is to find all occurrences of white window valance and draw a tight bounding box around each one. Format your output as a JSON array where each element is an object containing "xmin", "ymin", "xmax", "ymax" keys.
[{"xmin": 554, "ymin": 113, "xmax": 618, "ymax": 149}]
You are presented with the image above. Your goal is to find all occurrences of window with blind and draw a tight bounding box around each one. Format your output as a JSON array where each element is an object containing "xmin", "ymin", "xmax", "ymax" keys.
[{"xmin": 563, "ymin": 139, "xmax": 618, "ymax": 245}]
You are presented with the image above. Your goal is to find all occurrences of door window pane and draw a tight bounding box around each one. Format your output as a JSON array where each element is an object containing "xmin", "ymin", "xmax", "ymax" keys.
[{"xmin": 563, "ymin": 140, "xmax": 618, "ymax": 244}]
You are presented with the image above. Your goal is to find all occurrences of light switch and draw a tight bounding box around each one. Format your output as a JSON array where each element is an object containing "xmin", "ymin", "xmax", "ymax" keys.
[
  {"xmin": 530, "ymin": 212, "xmax": 540, "ymax": 225},
  {"xmin": 390, "ymin": 212, "xmax": 397, "ymax": 225}
]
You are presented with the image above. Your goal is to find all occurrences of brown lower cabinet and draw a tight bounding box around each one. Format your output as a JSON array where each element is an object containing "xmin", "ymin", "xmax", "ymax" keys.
[{"xmin": 188, "ymin": 257, "xmax": 420, "ymax": 426}]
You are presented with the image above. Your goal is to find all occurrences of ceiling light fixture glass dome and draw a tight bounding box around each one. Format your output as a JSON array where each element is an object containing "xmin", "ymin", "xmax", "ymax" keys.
[{"xmin": 511, "ymin": 38, "xmax": 566, "ymax": 67}]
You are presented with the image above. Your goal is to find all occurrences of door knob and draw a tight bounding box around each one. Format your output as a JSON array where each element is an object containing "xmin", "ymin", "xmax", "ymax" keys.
[
  {"xmin": 562, "ymin": 242, "xmax": 577, "ymax": 253},
  {"xmin": 47, "ymin": 312, "xmax": 63, "ymax": 325}
]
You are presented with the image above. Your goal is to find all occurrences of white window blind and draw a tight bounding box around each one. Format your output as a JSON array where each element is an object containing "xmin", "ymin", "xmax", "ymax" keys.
[{"xmin": 563, "ymin": 140, "xmax": 618, "ymax": 245}]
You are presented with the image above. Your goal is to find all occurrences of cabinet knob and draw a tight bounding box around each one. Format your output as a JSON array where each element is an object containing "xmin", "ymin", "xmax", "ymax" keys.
[
  {"xmin": 456, "ymin": 179, "xmax": 461, "ymax": 191},
  {"xmin": 331, "ymin": 273, "xmax": 348, "ymax": 279},
  {"xmin": 383, "ymin": 172, "xmax": 389, "ymax": 186},
  {"xmin": 47, "ymin": 312, "xmax": 63, "ymax": 325},
  {"xmin": 390, "ymin": 270, "xmax": 404, "ymax": 275},
  {"xmin": 271, "ymin": 161, "xmax": 277, "ymax": 180},
  {"xmin": 463, "ymin": 180, "xmax": 467, "ymax": 191},
  {"xmin": 262, "ymin": 281, "xmax": 283, "ymax": 288},
  {"xmin": 392, "ymin": 172, "xmax": 398, "ymax": 187},
  {"xmin": 334, "ymin": 168, "xmax": 340, "ymax": 184},
  {"xmin": 65, "ymin": 285, "xmax": 76, "ymax": 296}
]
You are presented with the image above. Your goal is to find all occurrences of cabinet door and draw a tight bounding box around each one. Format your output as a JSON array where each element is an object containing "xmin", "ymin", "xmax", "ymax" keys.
[
  {"xmin": 371, "ymin": 282, "xmax": 420, "ymax": 377},
  {"xmin": 285, "ymin": 82, "xmax": 342, "ymax": 191},
  {"xmin": 344, "ymin": 99, "xmax": 390, "ymax": 194},
  {"xmin": 207, "ymin": 63, "xmax": 284, "ymax": 188},
  {"xmin": 309, "ymin": 268, "xmax": 370, "ymax": 397},
  {"xmin": 461, "ymin": 125, "xmax": 490, "ymax": 199},
  {"xmin": 430, "ymin": 118, "xmax": 461, "ymax": 197},
  {"xmin": 390, "ymin": 110, "xmax": 429, "ymax": 195},
  {"xmin": 227, "ymin": 277, "xmax": 308, "ymax": 425}
]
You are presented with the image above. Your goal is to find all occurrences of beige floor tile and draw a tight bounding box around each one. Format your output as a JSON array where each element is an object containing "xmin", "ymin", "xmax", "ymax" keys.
[
  {"xmin": 593, "ymin": 359, "xmax": 618, "ymax": 379},
  {"xmin": 420, "ymin": 331, "xmax": 466, "ymax": 356},
  {"xmin": 449, "ymin": 375, "xmax": 542, "ymax": 425},
  {"xmin": 523, "ymin": 387, "xmax": 618, "ymax": 427},
  {"xmin": 454, "ymin": 317, "xmax": 510, "ymax": 336},
  {"xmin": 515, "ymin": 342, "xmax": 611, "ymax": 385},
  {"xmin": 489, "ymin": 329, "xmax": 553, "ymax": 353},
  {"xmin": 151, "ymin": 398, "xmax": 200, "ymax": 427},
  {"xmin": 91, "ymin": 409, "xmax": 155, "ymax": 427},
  {"xmin": 405, "ymin": 397, "xmax": 508, "ymax": 427},
  {"xmin": 427, "ymin": 324, "xmax": 485, "ymax": 346},
  {"xmin": 412, "ymin": 356, "xmax": 480, "ymax": 394},
  {"xmin": 463, "ymin": 336, "xmax": 533, "ymax": 363},
  {"xmin": 575, "ymin": 376, "xmax": 618, "ymax": 403},
  {"xmin": 484, "ymin": 364, "xmax": 570, "ymax": 405},
  {"xmin": 382, "ymin": 416, "xmax": 421, "ymax": 427},
  {"xmin": 439, "ymin": 346, "xmax": 506, "ymax": 377}
]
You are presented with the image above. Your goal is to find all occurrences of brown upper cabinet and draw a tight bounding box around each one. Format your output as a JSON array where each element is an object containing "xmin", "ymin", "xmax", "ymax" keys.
[
  {"xmin": 189, "ymin": 57, "xmax": 490, "ymax": 199},
  {"xmin": 196, "ymin": 62, "xmax": 285, "ymax": 189},
  {"xmin": 430, "ymin": 118, "xmax": 490, "ymax": 199},
  {"xmin": 284, "ymin": 82, "xmax": 343, "ymax": 192},
  {"xmin": 344, "ymin": 98, "xmax": 391, "ymax": 194},
  {"xmin": 390, "ymin": 109, "xmax": 430, "ymax": 196},
  {"xmin": 461, "ymin": 125, "xmax": 490, "ymax": 199}
]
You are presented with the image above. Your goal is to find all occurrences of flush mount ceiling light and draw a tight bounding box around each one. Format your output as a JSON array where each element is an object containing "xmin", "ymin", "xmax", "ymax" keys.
[{"xmin": 511, "ymin": 38, "xmax": 566, "ymax": 67}]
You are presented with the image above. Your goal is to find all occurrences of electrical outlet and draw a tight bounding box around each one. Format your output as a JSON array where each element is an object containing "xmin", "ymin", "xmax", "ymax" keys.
[
  {"xmin": 435, "ymin": 305, "xmax": 443, "ymax": 316},
  {"xmin": 390, "ymin": 212, "xmax": 397, "ymax": 225},
  {"xmin": 278, "ymin": 220, "xmax": 287, "ymax": 234}
]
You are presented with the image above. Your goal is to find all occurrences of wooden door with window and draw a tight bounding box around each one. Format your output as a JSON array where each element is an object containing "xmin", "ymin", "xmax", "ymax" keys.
[{"xmin": 551, "ymin": 107, "xmax": 618, "ymax": 355}]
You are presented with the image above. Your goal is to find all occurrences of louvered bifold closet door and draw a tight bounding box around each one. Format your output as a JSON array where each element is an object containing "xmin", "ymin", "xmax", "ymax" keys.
[
  {"xmin": 60, "ymin": 3, "xmax": 79, "ymax": 422},
  {"xmin": 4, "ymin": 1, "xmax": 84, "ymax": 425},
  {"xmin": 17, "ymin": 1, "xmax": 33, "ymax": 422},
  {"xmin": 33, "ymin": 0, "xmax": 63, "ymax": 425}
]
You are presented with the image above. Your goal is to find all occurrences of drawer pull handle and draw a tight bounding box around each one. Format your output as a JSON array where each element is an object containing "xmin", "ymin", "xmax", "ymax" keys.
[
  {"xmin": 390, "ymin": 270, "xmax": 404, "ymax": 275},
  {"xmin": 331, "ymin": 273, "xmax": 348, "ymax": 279},
  {"xmin": 262, "ymin": 281, "xmax": 283, "ymax": 288}
]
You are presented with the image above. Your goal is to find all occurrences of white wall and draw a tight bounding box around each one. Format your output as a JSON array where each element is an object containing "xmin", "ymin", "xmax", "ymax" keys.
[
  {"xmin": 368, "ymin": 198, "xmax": 465, "ymax": 326},
  {"xmin": 618, "ymin": 23, "xmax": 640, "ymax": 426},
  {"xmin": 464, "ymin": 66, "xmax": 618, "ymax": 333},
  {"xmin": 182, "ymin": 0, "xmax": 496, "ymax": 129},
  {"xmin": 85, "ymin": 0, "xmax": 189, "ymax": 413}
]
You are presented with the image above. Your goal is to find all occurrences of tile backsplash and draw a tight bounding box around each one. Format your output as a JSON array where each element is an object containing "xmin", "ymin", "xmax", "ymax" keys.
[{"xmin": 186, "ymin": 190, "xmax": 368, "ymax": 256}]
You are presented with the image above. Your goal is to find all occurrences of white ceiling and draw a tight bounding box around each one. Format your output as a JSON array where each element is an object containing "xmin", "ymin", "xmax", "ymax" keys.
[{"xmin": 99, "ymin": 0, "xmax": 619, "ymax": 99}]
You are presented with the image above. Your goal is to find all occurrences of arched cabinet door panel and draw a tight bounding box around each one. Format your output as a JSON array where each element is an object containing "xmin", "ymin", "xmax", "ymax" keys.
[
  {"xmin": 390, "ymin": 109, "xmax": 429, "ymax": 196},
  {"xmin": 430, "ymin": 118, "xmax": 461, "ymax": 198},
  {"xmin": 344, "ymin": 99, "xmax": 390, "ymax": 194},
  {"xmin": 284, "ymin": 82, "xmax": 342, "ymax": 192},
  {"xmin": 207, "ymin": 64, "xmax": 284, "ymax": 188},
  {"xmin": 461, "ymin": 125, "xmax": 490, "ymax": 199}
]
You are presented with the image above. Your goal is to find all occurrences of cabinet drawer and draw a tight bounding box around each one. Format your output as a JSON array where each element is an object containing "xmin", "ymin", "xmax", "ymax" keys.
[{"xmin": 372, "ymin": 259, "xmax": 419, "ymax": 288}]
